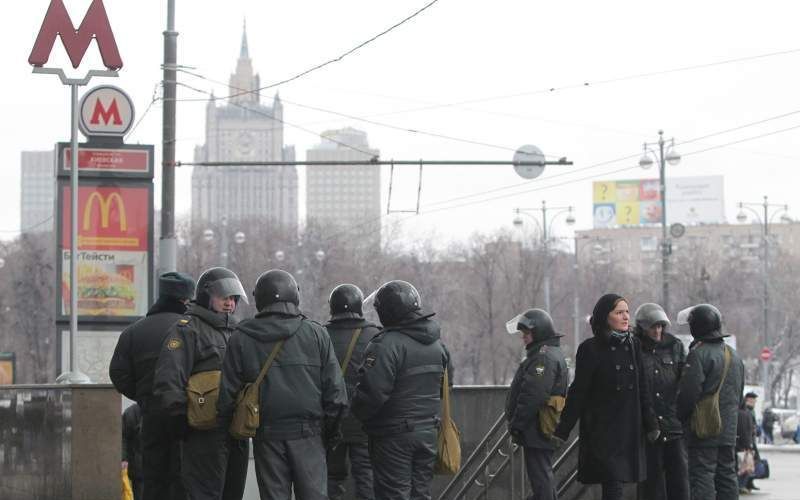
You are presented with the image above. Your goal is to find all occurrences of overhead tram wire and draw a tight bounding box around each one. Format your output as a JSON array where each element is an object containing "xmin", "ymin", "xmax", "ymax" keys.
[
  {"xmin": 173, "ymin": 81, "xmax": 378, "ymax": 158},
  {"xmin": 176, "ymin": 68, "xmax": 563, "ymax": 159},
  {"xmin": 317, "ymin": 121, "xmax": 800, "ymax": 245},
  {"xmin": 0, "ymin": 215, "xmax": 54, "ymax": 234},
  {"xmin": 176, "ymin": 0, "xmax": 443, "ymax": 105},
  {"xmin": 350, "ymin": 48, "xmax": 800, "ymax": 119}
]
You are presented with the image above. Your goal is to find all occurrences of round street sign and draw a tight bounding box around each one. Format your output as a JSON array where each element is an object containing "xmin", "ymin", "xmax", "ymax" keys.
[
  {"xmin": 513, "ymin": 145, "xmax": 545, "ymax": 180},
  {"xmin": 670, "ymin": 223, "xmax": 686, "ymax": 239},
  {"xmin": 760, "ymin": 347, "xmax": 772, "ymax": 362},
  {"xmin": 79, "ymin": 85, "xmax": 135, "ymax": 138}
]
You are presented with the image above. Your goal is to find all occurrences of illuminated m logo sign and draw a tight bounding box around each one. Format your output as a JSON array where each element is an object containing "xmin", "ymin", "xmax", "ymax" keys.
[
  {"xmin": 83, "ymin": 192, "xmax": 127, "ymax": 231},
  {"xmin": 28, "ymin": 0, "xmax": 123, "ymax": 70},
  {"xmin": 90, "ymin": 98, "xmax": 122, "ymax": 125}
]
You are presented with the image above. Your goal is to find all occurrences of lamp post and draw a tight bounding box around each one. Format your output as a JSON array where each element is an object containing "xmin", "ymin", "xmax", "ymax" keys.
[
  {"xmin": 736, "ymin": 196, "xmax": 790, "ymax": 403},
  {"xmin": 513, "ymin": 201, "xmax": 575, "ymax": 312},
  {"xmin": 638, "ymin": 130, "xmax": 681, "ymax": 314},
  {"xmin": 203, "ymin": 217, "xmax": 246, "ymax": 268}
]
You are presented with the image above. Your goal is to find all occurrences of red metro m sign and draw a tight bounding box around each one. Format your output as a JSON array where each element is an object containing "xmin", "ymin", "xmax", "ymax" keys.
[{"xmin": 28, "ymin": 0, "xmax": 123, "ymax": 71}]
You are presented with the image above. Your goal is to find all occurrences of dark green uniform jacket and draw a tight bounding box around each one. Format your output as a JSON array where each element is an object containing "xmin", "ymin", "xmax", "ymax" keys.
[
  {"xmin": 676, "ymin": 339, "xmax": 745, "ymax": 448},
  {"xmin": 351, "ymin": 315, "xmax": 451, "ymax": 436},
  {"xmin": 638, "ymin": 332, "xmax": 686, "ymax": 439},
  {"xmin": 506, "ymin": 336, "xmax": 569, "ymax": 450},
  {"xmin": 325, "ymin": 317, "xmax": 381, "ymax": 442},
  {"xmin": 217, "ymin": 311, "xmax": 348, "ymax": 441},
  {"xmin": 109, "ymin": 298, "xmax": 187, "ymax": 412},
  {"xmin": 152, "ymin": 303, "xmax": 236, "ymax": 417}
]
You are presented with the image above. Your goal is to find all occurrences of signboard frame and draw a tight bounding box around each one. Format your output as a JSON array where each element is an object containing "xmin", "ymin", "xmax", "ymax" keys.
[
  {"xmin": 55, "ymin": 178, "xmax": 153, "ymax": 324},
  {"xmin": 55, "ymin": 323, "xmax": 123, "ymax": 382},
  {"xmin": 57, "ymin": 142, "xmax": 154, "ymax": 179}
]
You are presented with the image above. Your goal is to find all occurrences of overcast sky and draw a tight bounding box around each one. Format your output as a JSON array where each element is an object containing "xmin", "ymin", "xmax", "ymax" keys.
[{"xmin": 3, "ymin": 0, "xmax": 800, "ymax": 245}]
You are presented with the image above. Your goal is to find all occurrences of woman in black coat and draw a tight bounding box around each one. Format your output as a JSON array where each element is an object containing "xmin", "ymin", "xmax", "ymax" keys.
[{"xmin": 554, "ymin": 294, "xmax": 660, "ymax": 500}]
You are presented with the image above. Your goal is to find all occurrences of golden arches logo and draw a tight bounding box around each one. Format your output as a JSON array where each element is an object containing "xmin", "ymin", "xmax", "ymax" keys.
[{"xmin": 83, "ymin": 192, "xmax": 127, "ymax": 231}]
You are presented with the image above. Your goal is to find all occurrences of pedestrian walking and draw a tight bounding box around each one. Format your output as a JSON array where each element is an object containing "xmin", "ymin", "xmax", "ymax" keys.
[
  {"xmin": 122, "ymin": 402, "xmax": 143, "ymax": 500},
  {"xmin": 553, "ymin": 294, "xmax": 660, "ymax": 500},
  {"xmin": 505, "ymin": 309, "xmax": 569, "ymax": 500},
  {"xmin": 761, "ymin": 405, "xmax": 777, "ymax": 444},
  {"xmin": 676, "ymin": 304, "xmax": 745, "ymax": 500},
  {"xmin": 153, "ymin": 267, "xmax": 250, "ymax": 500},
  {"xmin": 109, "ymin": 271, "xmax": 196, "ymax": 500},
  {"xmin": 324, "ymin": 284, "xmax": 380, "ymax": 500},
  {"xmin": 217, "ymin": 270, "xmax": 348, "ymax": 500},
  {"xmin": 351, "ymin": 280, "xmax": 453, "ymax": 500},
  {"xmin": 634, "ymin": 303, "xmax": 689, "ymax": 500}
]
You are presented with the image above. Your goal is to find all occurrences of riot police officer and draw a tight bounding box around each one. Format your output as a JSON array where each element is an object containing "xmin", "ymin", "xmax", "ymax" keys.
[
  {"xmin": 505, "ymin": 309, "xmax": 569, "ymax": 500},
  {"xmin": 351, "ymin": 280, "xmax": 452, "ymax": 500},
  {"xmin": 324, "ymin": 284, "xmax": 380, "ymax": 500},
  {"xmin": 153, "ymin": 267, "xmax": 249, "ymax": 500},
  {"xmin": 217, "ymin": 270, "xmax": 347, "ymax": 500},
  {"xmin": 110, "ymin": 271, "xmax": 195, "ymax": 500},
  {"xmin": 634, "ymin": 303, "xmax": 689, "ymax": 500},
  {"xmin": 676, "ymin": 304, "xmax": 745, "ymax": 500}
]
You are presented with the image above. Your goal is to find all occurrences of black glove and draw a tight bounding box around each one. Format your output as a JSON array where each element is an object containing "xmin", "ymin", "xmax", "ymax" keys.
[
  {"xmin": 169, "ymin": 414, "xmax": 189, "ymax": 439},
  {"xmin": 324, "ymin": 419, "xmax": 343, "ymax": 451},
  {"xmin": 646, "ymin": 429, "xmax": 661, "ymax": 444},
  {"xmin": 508, "ymin": 427, "xmax": 524, "ymax": 446}
]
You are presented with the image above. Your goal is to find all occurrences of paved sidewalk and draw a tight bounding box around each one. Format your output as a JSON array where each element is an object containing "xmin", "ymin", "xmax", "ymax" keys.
[{"xmin": 747, "ymin": 451, "xmax": 800, "ymax": 500}]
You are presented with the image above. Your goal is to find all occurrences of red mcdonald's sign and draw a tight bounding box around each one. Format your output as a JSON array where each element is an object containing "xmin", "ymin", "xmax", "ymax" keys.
[
  {"xmin": 62, "ymin": 186, "xmax": 148, "ymax": 251},
  {"xmin": 28, "ymin": 0, "xmax": 123, "ymax": 70}
]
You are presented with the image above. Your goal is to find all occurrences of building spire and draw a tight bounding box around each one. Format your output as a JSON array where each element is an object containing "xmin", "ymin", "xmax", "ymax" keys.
[{"xmin": 240, "ymin": 18, "xmax": 249, "ymax": 59}]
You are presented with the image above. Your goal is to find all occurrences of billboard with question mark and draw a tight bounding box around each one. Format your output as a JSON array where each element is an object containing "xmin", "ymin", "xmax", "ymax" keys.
[{"xmin": 593, "ymin": 176, "xmax": 724, "ymax": 228}]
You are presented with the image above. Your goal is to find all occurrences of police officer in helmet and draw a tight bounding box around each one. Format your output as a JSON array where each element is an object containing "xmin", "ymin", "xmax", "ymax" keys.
[
  {"xmin": 506, "ymin": 308, "xmax": 569, "ymax": 500},
  {"xmin": 351, "ymin": 280, "xmax": 453, "ymax": 500},
  {"xmin": 676, "ymin": 304, "xmax": 745, "ymax": 500},
  {"xmin": 325, "ymin": 284, "xmax": 380, "ymax": 500},
  {"xmin": 217, "ymin": 270, "xmax": 347, "ymax": 500},
  {"xmin": 153, "ymin": 267, "xmax": 249, "ymax": 500},
  {"xmin": 634, "ymin": 303, "xmax": 689, "ymax": 500}
]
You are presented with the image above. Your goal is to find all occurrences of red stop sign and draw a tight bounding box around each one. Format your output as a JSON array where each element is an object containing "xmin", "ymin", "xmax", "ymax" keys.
[{"xmin": 760, "ymin": 347, "xmax": 773, "ymax": 361}]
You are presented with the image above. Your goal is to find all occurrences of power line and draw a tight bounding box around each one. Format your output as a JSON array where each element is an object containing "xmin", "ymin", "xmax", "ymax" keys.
[
  {"xmin": 0, "ymin": 215, "xmax": 54, "ymax": 234},
  {"xmin": 177, "ymin": 68, "xmax": 563, "ymax": 158},
  {"xmin": 355, "ymin": 48, "xmax": 800, "ymax": 119},
  {"xmin": 216, "ymin": 0, "xmax": 442, "ymax": 102},
  {"xmin": 126, "ymin": 82, "xmax": 161, "ymax": 141},
  {"xmin": 174, "ymin": 81, "xmax": 378, "ymax": 157}
]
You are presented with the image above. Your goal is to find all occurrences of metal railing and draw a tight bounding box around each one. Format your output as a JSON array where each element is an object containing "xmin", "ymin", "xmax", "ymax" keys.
[{"xmin": 438, "ymin": 411, "xmax": 580, "ymax": 500}]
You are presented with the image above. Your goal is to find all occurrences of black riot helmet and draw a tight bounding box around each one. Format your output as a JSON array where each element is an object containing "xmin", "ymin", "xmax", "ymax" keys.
[
  {"xmin": 253, "ymin": 269, "xmax": 301, "ymax": 315},
  {"xmin": 373, "ymin": 280, "xmax": 423, "ymax": 327},
  {"xmin": 195, "ymin": 267, "xmax": 248, "ymax": 309},
  {"xmin": 680, "ymin": 303, "xmax": 724, "ymax": 340},
  {"xmin": 329, "ymin": 284, "xmax": 364, "ymax": 321},
  {"xmin": 516, "ymin": 309, "xmax": 560, "ymax": 341}
]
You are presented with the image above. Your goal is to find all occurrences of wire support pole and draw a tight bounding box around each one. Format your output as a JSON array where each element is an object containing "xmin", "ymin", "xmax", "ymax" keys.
[{"xmin": 160, "ymin": 0, "xmax": 179, "ymax": 274}]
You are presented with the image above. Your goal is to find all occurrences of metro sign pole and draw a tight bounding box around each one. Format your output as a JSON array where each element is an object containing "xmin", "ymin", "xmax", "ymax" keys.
[{"xmin": 29, "ymin": 0, "xmax": 121, "ymax": 383}]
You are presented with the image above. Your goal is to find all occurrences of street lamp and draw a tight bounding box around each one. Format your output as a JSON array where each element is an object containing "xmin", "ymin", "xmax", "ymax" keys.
[
  {"xmin": 203, "ymin": 217, "xmax": 246, "ymax": 268},
  {"xmin": 639, "ymin": 130, "xmax": 681, "ymax": 314},
  {"xmin": 736, "ymin": 195, "xmax": 790, "ymax": 404},
  {"xmin": 513, "ymin": 201, "xmax": 575, "ymax": 312}
]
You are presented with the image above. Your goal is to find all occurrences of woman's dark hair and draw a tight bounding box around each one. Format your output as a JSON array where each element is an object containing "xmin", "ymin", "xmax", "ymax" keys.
[{"xmin": 590, "ymin": 293, "xmax": 627, "ymax": 336}]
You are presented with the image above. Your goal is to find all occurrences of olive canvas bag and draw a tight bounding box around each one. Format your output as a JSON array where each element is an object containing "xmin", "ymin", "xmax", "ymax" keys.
[
  {"xmin": 434, "ymin": 367, "xmax": 462, "ymax": 475},
  {"xmin": 229, "ymin": 340, "xmax": 285, "ymax": 439},
  {"xmin": 691, "ymin": 345, "xmax": 732, "ymax": 439},
  {"xmin": 187, "ymin": 370, "xmax": 222, "ymax": 430}
]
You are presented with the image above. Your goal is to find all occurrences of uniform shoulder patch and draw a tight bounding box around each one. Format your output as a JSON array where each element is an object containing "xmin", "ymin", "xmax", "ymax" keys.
[
  {"xmin": 364, "ymin": 351, "xmax": 378, "ymax": 368},
  {"xmin": 535, "ymin": 364, "xmax": 546, "ymax": 376},
  {"xmin": 167, "ymin": 338, "xmax": 182, "ymax": 350}
]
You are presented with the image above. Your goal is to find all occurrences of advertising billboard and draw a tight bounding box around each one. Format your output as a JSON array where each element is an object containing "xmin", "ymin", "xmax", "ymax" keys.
[
  {"xmin": 56, "ymin": 181, "xmax": 153, "ymax": 322},
  {"xmin": 0, "ymin": 353, "xmax": 15, "ymax": 385},
  {"xmin": 593, "ymin": 176, "xmax": 725, "ymax": 228},
  {"xmin": 57, "ymin": 142, "xmax": 154, "ymax": 179}
]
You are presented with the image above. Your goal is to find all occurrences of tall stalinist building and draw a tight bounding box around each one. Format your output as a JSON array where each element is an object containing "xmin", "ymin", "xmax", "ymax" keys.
[{"xmin": 191, "ymin": 23, "xmax": 297, "ymax": 232}]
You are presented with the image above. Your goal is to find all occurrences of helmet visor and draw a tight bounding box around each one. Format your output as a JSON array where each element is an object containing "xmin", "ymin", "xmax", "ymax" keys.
[
  {"xmin": 506, "ymin": 314, "xmax": 524, "ymax": 335},
  {"xmin": 206, "ymin": 277, "xmax": 249, "ymax": 304},
  {"xmin": 676, "ymin": 306, "xmax": 693, "ymax": 326}
]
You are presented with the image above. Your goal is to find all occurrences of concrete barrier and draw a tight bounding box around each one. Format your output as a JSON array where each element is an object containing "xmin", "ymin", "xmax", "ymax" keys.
[{"xmin": 0, "ymin": 384, "xmax": 121, "ymax": 500}]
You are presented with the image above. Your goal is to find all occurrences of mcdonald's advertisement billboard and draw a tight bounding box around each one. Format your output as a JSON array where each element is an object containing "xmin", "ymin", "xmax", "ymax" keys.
[{"xmin": 56, "ymin": 181, "xmax": 153, "ymax": 322}]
